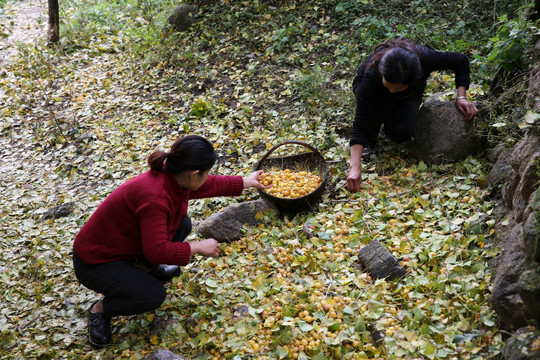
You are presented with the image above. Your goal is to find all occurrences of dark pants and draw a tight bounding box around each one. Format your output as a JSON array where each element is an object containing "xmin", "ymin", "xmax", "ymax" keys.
[
  {"xmin": 73, "ymin": 216, "xmax": 192, "ymax": 318},
  {"xmin": 377, "ymin": 97, "xmax": 421, "ymax": 142}
]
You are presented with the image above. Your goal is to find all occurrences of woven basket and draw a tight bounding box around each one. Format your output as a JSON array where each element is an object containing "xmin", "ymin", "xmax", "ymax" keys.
[{"xmin": 254, "ymin": 140, "xmax": 329, "ymax": 212}]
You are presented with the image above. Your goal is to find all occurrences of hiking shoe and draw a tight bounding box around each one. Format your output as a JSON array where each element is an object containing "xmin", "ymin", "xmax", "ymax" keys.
[{"xmin": 88, "ymin": 303, "xmax": 111, "ymax": 348}]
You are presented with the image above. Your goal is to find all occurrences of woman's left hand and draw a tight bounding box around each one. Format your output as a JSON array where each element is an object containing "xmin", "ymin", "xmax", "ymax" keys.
[
  {"xmin": 456, "ymin": 99, "xmax": 478, "ymax": 121},
  {"xmin": 243, "ymin": 170, "xmax": 272, "ymax": 189}
]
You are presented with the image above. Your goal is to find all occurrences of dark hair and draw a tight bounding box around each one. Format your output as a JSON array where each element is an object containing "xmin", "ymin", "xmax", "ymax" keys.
[
  {"xmin": 147, "ymin": 135, "xmax": 217, "ymax": 174},
  {"xmin": 367, "ymin": 39, "xmax": 422, "ymax": 85}
]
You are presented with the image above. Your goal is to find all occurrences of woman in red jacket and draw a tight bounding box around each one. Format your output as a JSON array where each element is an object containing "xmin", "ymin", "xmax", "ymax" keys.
[
  {"xmin": 347, "ymin": 39, "xmax": 478, "ymax": 192},
  {"xmin": 73, "ymin": 135, "xmax": 268, "ymax": 347}
]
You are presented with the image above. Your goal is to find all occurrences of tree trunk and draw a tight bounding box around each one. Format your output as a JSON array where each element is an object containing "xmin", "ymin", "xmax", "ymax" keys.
[{"xmin": 48, "ymin": 0, "xmax": 59, "ymax": 44}]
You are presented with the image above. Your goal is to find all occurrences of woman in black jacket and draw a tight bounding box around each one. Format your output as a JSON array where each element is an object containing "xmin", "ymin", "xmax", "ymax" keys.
[{"xmin": 347, "ymin": 39, "xmax": 478, "ymax": 192}]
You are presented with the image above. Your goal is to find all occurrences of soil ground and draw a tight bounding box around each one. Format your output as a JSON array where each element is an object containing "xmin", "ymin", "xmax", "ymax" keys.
[{"xmin": 0, "ymin": 0, "xmax": 46, "ymax": 65}]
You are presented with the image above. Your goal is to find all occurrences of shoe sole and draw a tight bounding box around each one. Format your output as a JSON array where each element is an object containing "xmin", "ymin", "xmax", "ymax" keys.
[{"xmin": 88, "ymin": 335, "xmax": 110, "ymax": 348}]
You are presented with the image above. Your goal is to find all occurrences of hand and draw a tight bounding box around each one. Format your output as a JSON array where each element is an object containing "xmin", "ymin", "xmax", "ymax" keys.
[
  {"xmin": 347, "ymin": 166, "xmax": 362, "ymax": 193},
  {"xmin": 243, "ymin": 170, "xmax": 272, "ymax": 190},
  {"xmin": 190, "ymin": 238, "xmax": 220, "ymax": 257},
  {"xmin": 456, "ymin": 99, "xmax": 478, "ymax": 121}
]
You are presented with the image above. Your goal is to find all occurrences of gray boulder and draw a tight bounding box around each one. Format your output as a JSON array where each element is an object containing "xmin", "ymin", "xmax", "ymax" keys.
[
  {"xmin": 412, "ymin": 95, "xmax": 479, "ymax": 163},
  {"xmin": 167, "ymin": 3, "xmax": 196, "ymax": 32},
  {"xmin": 519, "ymin": 268, "xmax": 540, "ymax": 324},
  {"xmin": 197, "ymin": 199, "xmax": 279, "ymax": 242},
  {"xmin": 502, "ymin": 326, "xmax": 540, "ymax": 360},
  {"xmin": 490, "ymin": 226, "xmax": 530, "ymax": 328},
  {"xmin": 486, "ymin": 143, "xmax": 513, "ymax": 197},
  {"xmin": 489, "ymin": 134, "xmax": 540, "ymax": 331},
  {"xmin": 522, "ymin": 195, "xmax": 540, "ymax": 263},
  {"xmin": 504, "ymin": 135, "xmax": 540, "ymax": 222}
]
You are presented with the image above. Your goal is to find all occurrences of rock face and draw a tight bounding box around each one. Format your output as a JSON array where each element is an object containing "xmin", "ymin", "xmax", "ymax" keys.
[
  {"xmin": 488, "ymin": 134, "xmax": 540, "ymax": 330},
  {"xmin": 197, "ymin": 199, "xmax": 279, "ymax": 242},
  {"xmin": 487, "ymin": 39, "xmax": 540, "ymax": 359},
  {"xmin": 412, "ymin": 95, "xmax": 479, "ymax": 163},
  {"xmin": 501, "ymin": 326, "xmax": 540, "ymax": 360},
  {"xmin": 486, "ymin": 143, "xmax": 513, "ymax": 198}
]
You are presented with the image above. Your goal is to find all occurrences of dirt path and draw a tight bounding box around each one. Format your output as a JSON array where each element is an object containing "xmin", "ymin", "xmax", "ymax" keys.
[{"xmin": 0, "ymin": 0, "xmax": 47, "ymax": 66}]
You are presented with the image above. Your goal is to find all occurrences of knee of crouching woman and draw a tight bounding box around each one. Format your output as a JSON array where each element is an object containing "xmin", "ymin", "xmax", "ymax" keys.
[{"xmin": 139, "ymin": 284, "xmax": 168, "ymax": 313}]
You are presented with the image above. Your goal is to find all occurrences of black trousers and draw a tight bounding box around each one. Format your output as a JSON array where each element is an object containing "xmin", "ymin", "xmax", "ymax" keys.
[
  {"xmin": 73, "ymin": 216, "xmax": 192, "ymax": 318},
  {"xmin": 377, "ymin": 97, "xmax": 421, "ymax": 143}
]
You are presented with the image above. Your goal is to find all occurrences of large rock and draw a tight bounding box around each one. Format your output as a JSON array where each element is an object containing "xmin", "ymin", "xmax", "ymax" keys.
[
  {"xmin": 519, "ymin": 268, "xmax": 540, "ymax": 324},
  {"xmin": 489, "ymin": 134, "xmax": 540, "ymax": 332},
  {"xmin": 197, "ymin": 199, "xmax": 279, "ymax": 242},
  {"xmin": 486, "ymin": 143, "xmax": 513, "ymax": 197},
  {"xmin": 522, "ymin": 197, "xmax": 540, "ymax": 263},
  {"xmin": 490, "ymin": 225, "xmax": 530, "ymax": 328},
  {"xmin": 502, "ymin": 326, "xmax": 540, "ymax": 360},
  {"xmin": 491, "ymin": 135, "xmax": 539, "ymax": 233},
  {"xmin": 412, "ymin": 95, "xmax": 479, "ymax": 163},
  {"xmin": 503, "ymin": 135, "xmax": 540, "ymax": 222},
  {"xmin": 167, "ymin": 3, "xmax": 196, "ymax": 32}
]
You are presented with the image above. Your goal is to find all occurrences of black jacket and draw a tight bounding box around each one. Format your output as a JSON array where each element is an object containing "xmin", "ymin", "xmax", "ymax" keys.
[{"xmin": 350, "ymin": 44, "xmax": 471, "ymax": 147}]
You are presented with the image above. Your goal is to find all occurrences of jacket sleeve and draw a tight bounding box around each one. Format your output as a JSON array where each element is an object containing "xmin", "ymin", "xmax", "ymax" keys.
[
  {"xmin": 190, "ymin": 175, "xmax": 244, "ymax": 199},
  {"xmin": 419, "ymin": 47, "xmax": 471, "ymax": 89},
  {"xmin": 350, "ymin": 66, "xmax": 381, "ymax": 147},
  {"xmin": 138, "ymin": 202, "xmax": 192, "ymax": 266}
]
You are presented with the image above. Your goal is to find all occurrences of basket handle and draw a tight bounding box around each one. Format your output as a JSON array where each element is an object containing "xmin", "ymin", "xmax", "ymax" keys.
[{"xmin": 257, "ymin": 140, "xmax": 324, "ymax": 169}]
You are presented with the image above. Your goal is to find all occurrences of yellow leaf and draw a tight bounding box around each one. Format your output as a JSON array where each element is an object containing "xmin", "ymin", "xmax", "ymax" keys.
[
  {"xmin": 280, "ymin": 89, "xmax": 292, "ymax": 96},
  {"xmin": 150, "ymin": 333, "xmax": 159, "ymax": 345}
]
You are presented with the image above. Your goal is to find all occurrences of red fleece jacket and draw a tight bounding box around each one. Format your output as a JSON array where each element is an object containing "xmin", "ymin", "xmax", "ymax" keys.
[{"xmin": 73, "ymin": 170, "xmax": 244, "ymax": 266}]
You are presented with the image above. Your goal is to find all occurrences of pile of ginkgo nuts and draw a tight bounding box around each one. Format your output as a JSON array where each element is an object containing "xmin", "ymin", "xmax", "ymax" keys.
[{"xmin": 260, "ymin": 168, "xmax": 322, "ymax": 199}]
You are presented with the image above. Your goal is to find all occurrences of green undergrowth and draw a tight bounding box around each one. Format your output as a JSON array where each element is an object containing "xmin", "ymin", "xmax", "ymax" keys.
[{"xmin": 0, "ymin": 0, "xmax": 538, "ymax": 359}]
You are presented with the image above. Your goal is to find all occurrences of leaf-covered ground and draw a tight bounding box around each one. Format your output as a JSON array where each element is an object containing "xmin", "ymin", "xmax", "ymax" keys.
[{"xmin": 0, "ymin": 0, "xmax": 521, "ymax": 359}]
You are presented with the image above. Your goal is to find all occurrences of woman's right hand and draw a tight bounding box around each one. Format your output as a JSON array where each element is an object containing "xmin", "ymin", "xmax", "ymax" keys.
[
  {"xmin": 243, "ymin": 170, "xmax": 272, "ymax": 190},
  {"xmin": 347, "ymin": 145, "xmax": 363, "ymax": 192},
  {"xmin": 190, "ymin": 238, "xmax": 220, "ymax": 257},
  {"xmin": 347, "ymin": 166, "xmax": 362, "ymax": 192},
  {"xmin": 456, "ymin": 98, "xmax": 478, "ymax": 121}
]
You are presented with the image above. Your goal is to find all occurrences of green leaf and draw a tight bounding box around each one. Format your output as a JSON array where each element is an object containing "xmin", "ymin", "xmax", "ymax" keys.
[
  {"xmin": 420, "ymin": 340, "xmax": 437, "ymax": 358},
  {"xmin": 274, "ymin": 345, "xmax": 288, "ymax": 358},
  {"xmin": 483, "ymin": 316, "xmax": 496, "ymax": 327},
  {"xmin": 327, "ymin": 323, "xmax": 341, "ymax": 332},
  {"xmin": 297, "ymin": 321, "xmax": 313, "ymax": 332}
]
